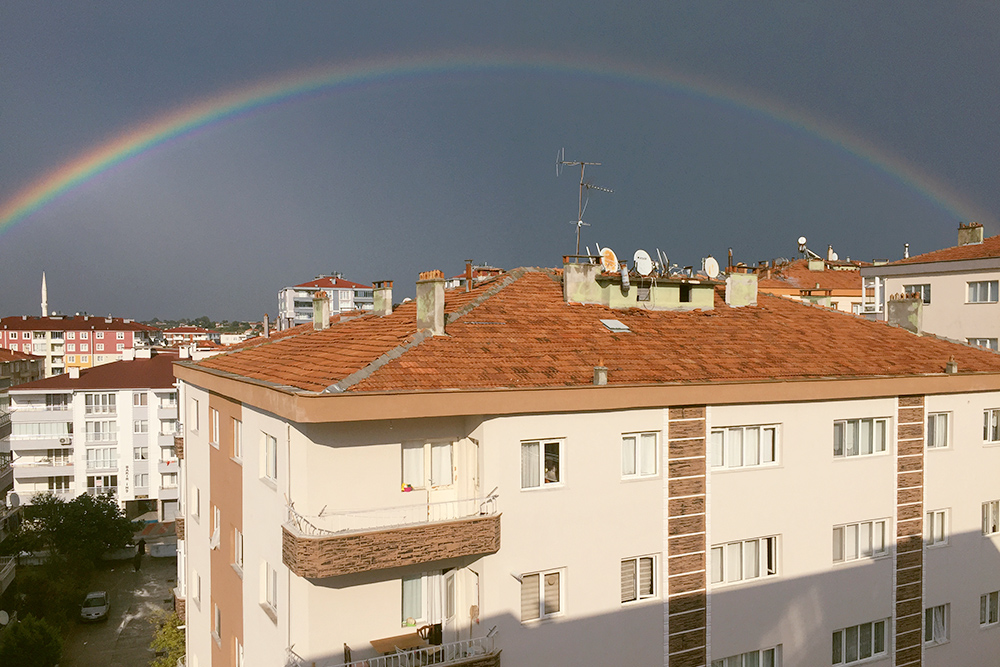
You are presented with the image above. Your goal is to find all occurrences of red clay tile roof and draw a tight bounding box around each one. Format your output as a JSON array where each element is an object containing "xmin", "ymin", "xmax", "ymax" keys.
[
  {"xmin": 189, "ymin": 268, "xmax": 1000, "ymax": 393},
  {"xmin": 757, "ymin": 259, "xmax": 863, "ymax": 293},
  {"xmin": 0, "ymin": 348, "xmax": 42, "ymax": 362},
  {"xmin": 165, "ymin": 326, "xmax": 215, "ymax": 334},
  {"xmin": 894, "ymin": 235, "xmax": 1000, "ymax": 265},
  {"xmin": 0, "ymin": 316, "xmax": 157, "ymax": 332},
  {"xmin": 294, "ymin": 277, "xmax": 372, "ymax": 290},
  {"xmin": 12, "ymin": 352, "xmax": 178, "ymax": 391}
]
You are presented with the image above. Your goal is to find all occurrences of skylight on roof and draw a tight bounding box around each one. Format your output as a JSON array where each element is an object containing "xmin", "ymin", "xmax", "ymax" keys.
[{"xmin": 600, "ymin": 319, "xmax": 630, "ymax": 332}]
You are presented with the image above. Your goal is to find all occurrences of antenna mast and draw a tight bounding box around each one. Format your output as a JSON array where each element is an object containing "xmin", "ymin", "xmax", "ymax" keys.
[{"xmin": 556, "ymin": 148, "xmax": 613, "ymax": 255}]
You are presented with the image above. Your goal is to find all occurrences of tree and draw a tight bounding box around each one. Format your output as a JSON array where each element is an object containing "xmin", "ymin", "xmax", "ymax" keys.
[
  {"xmin": 149, "ymin": 610, "xmax": 185, "ymax": 667},
  {"xmin": 0, "ymin": 614, "xmax": 62, "ymax": 667}
]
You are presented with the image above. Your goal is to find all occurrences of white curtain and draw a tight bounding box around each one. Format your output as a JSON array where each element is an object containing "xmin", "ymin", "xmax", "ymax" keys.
[
  {"xmin": 427, "ymin": 571, "xmax": 444, "ymax": 623},
  {"xmin": 521, "ymin": 443, "xmax": 539, "ymax": 488},
  {"xmin": 639, "ymin": 434, "xmax": 657, "ymax": 475},
  {"xmin": 621, "ymin": 437, "xmax": 636, "ymax": 476},
  {"xmin": 430, "ymin": 443, "xmax": 452, "ymax": 487}
]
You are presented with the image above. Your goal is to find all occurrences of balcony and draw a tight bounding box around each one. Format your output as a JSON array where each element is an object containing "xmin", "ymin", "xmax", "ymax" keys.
[
  {"xmin": 13, "ymin": 488, "xmax": 77, "ymax": 504},
  {"xmin": 0, "ymin": 556, "xmax": 15, "ymax": 596},
  {"xmin": 283, "ymin": 493, "xmax": 501, "ymax": 578},
  {"xmin": 13, "ymin": 457, "xmax": 74, "ymax": 479},
  {"xmin": 299, "ymin": 632, "xmax": 500, "ymax": 667}
]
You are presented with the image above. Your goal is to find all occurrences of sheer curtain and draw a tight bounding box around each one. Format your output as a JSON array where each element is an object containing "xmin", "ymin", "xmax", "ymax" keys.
[{"xmin": 521, "ymin": 443, "xmax": 539, "ymax": 488}]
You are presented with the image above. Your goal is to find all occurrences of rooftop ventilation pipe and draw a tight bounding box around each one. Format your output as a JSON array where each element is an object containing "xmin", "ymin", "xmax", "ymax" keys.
[
  {"xmin": 416, "ymin": 270, "xmax": 446, "ymax": 335},
  {"xmin": 465, "ymin": 260, "xmax": 473, "ymax": 292},
  {"xmin": 373, "ymin": 280, "xmax": 394, "ymax": 316},
  {"xmin": 593, "ymin": 365, "xmax": 608, "ymax": 386}
]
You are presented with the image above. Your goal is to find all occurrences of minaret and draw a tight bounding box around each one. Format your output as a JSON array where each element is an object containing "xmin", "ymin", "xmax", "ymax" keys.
[{"xmin": 41, "ymin": 272, "xmax": 48, "ymax": 317}]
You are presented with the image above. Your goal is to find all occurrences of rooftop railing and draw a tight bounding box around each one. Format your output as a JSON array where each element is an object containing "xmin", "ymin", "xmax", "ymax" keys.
[
  {"xmin": 286, "ymin": 490, "xmax": 499, "ymax": 537},
  {"xmin": 297, "ymin": 632, "xmax": 497, "ymax": 667}
]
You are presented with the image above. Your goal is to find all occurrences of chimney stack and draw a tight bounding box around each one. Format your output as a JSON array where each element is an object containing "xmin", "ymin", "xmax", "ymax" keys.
[
  {"xmin": 593, "ymin": 365, "xmax": 608, "ymax": 386},
  {"xmin": 725, "ymin": 273, "xmax": 758, "ymax": 307},
  {"xmin": 373, "ymin": 280, "xmax": 394, "ymax": 316},
  {"xmin": 313, "ymin": 291, "xmax": 330, "ymax": 330},
  {"xmin": 263, "ymin": 313, "xmax": 270, "ymax": 338},
  {"xmin": 69, "ymin": 366, "xmax": 80, "ymax": 379},
  {"xmin": 958, "ymin": 222, "xmax": 984, "ymax": 246},
  {"xmin": 416, "ymin": 270, "xmax": 446, "ymax": 335},
  {"xmin": 465, "ymin": 260, "xmax": 473, "ymax": 292}
]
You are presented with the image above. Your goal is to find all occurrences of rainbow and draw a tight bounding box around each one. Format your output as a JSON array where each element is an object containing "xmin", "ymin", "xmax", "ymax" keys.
[{"xmin": 0, "ymin": 52, "xmax": 991, "ymax": 230}]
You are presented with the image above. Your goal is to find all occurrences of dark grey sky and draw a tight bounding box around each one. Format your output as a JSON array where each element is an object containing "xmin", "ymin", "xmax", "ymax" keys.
[{"xmin": 2, "ymin": 2, "xmax": 999, "ymax": 320}]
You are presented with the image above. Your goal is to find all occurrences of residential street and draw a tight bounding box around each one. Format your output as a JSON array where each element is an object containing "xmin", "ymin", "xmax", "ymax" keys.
[{"xmin": 61, "ymin": 555, "xmax": 177, "ymax": 667}]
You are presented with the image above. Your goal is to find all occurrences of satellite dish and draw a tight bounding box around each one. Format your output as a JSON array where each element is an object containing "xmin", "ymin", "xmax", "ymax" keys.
[
  {"xmin": 798, "ymin": 236, "xmax": 807, "ymax": 246},
  {"xmin": 600, "ymin": 248, "xmax": 619, "ymax": 273},
  {"xmin": 830, "ymin": 252, "xmax": 839, "ymax": 261},
  {"xmin": 633, "ymin": 250, "xmax": 653, "ymax": 276},
  {"xmin": 704, "ymin": 257, "xmax": 720, "ymax": 279},
  {"xmin": 7, "ymin": 493, "xmax": 18, "ymax": 509},
  {"xmin": 0, "ymin": 611, "xmax": 8, "ymax": 626}
]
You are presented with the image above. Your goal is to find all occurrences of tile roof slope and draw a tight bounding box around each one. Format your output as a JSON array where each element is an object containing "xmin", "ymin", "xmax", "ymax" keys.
[
  {"xmin": 0, "ymin": 316, "xmax": 157, "ymax": 332},
  {"xmin": 0, "ymin": 349, "xmax": 42, "ymax": 362},
  {"xmin": 295, "ymin": 276, "xmax": 372, "ymax": 289},
  {"xmin": 894, "ymin": 234, "xmax": 1000, "ymax": 264},
  {"xmin": 757, "ymin": 259, "xmax": 863, "ymax": 291},
  {"xmin": 12, "ymin": 352, "xmax": 179, "ymax": 391},
  {"xmin": 190, "ymin": 268, "xmax": 1000, "ymax": 393}
]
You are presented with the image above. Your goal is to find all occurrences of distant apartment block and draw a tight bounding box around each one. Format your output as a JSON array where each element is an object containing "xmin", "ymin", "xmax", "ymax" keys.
[
  {"xmin": 7, "ymin": 350, "xmax": 180, "ymax": 521},
  {"xmin": 757, "ymin": 255, "xmax": 867, "ymax": 313},
  {"xmin": 164, "ymin": 326, "xmax": 221, "ymax": 346},
  {"xmin": 861, "ymin": 223, "xmax": 1000, "ymax": 349},
  {"xmin": 277, "ymin": 274, "xmax": 374, "ymax": 327},
  {"xmin": 0, "ymin": 315, "xmax": 158, "ymax": 378}
]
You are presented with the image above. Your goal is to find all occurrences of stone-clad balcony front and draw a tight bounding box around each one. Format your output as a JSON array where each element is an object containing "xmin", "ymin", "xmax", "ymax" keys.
[{"xmin": 282, "ymin": 493, "xmax": 500, "ymax": 578}]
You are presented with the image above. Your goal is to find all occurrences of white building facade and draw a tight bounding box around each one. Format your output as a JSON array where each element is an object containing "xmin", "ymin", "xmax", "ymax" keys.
[{"xmin": 277, "ymin": 275, "xmax": 374, "ymax": 328}]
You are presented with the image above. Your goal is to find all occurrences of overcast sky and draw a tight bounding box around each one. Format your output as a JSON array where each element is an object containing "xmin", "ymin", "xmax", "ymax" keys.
[{"xmin": 2, "ymin": 2, "xmax": 999, "ymax": 321}]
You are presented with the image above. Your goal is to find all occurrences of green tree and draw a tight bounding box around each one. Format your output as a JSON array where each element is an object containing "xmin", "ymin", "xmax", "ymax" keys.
[
  {"xmin": 0, "ymin": 614, "xmax": 62, "ymax": 667},
  {"xmin": 149, "ymin": 610, "xmax": 185, "ymax": 667}
]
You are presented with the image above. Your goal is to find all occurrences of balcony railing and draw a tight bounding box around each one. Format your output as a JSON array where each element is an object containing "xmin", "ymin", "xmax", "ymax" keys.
[
  {"xmin": 11, "ymin": 404, "xmax": 70, "ymax": 411},
  {"xmin": 287, "ymin": 491, "xmax": 499, "ymax": 537},
  {"xmin": 298, "ymin": 632, "xmax": 499, "ymax": 667},
  {"xmin": 86, "ymin": 486, "xmax": 117, "ymax": 497},
  {"xmin": 16, "ymin": 489, "xmax": 77, "ymax": 503}
]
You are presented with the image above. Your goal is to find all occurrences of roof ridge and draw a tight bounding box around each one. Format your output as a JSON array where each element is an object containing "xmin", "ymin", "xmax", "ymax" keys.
[{"xmin": 445, "ymin": 267, "xmax": 532, "ymax": 324}]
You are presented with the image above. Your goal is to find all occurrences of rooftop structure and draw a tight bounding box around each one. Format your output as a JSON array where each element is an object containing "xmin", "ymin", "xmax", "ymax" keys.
[{"xmin": 277, "ymin": 274, "xmax": 374, "ymax": 329}]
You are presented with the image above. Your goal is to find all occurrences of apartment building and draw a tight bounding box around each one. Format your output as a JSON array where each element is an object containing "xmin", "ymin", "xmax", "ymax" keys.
[
  {"xmin": 0, "ymin": 315, "xmax": 158, "ymax": 377},
  {"xmin": 757, "ymin": 256, "xmax": 867, "ymax": 313},
  {"xmin": 165, "ymin": 326, "xmax": 220, "ymax": 346},
  {"xmin": 277, "ymin": 274, "xmax": 374, "ymax": 327},
  {"xmin": 7, "ymin": 350, "xmax": 181, "ymax": 520},
  {"xmin": 175, "ymin": 260, "xmax": 1000, "ymax": 667},
  {"xmin": 861, "ymin": 223, "xmax": 1000, "ymax": 348}
]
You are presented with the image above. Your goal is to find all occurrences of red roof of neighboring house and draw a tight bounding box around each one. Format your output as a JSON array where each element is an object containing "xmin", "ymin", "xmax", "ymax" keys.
[
  {"xmin": 757, "ymin": 259, "xmax": 865, "ymax": 293},
  {"xmin": 0, "ymin": 316, "xmax": 157, "ymax": 332},
  {"xmin": 294, "ymin": 276, "xmax": 372, "ymax": 290},
  {"xmin": 11, "ymin": 352, "xmax": 178, "ymax": 391},
  {"xmin": 893, "ymin": 234, "xmax": 1000, "ymax": 265},
  {"xmin": 0, "ymin": 348, "xmax": 42, "ymax": 363},
  {"xmin": 164, "ymin": 326, "xmax": 215, "ymax": 334},
  {"xmin": 189, "ymin": 268, "xmax": 1000, "ymax": 394}
]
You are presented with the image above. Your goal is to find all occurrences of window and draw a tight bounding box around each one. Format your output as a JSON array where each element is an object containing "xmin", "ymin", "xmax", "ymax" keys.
[
  {"xmin": 401, "ymin": 442, "xmax": 453, "ymax": 489},
  {"xmin": 832, "ymin": 619, "xmax": 887, "ymax": 665},
  {"xmin": 520, "ymin": 569, "xmax": 562, "ymax": 621},
  {"xmin": 133, "ymin": 420, "xmax": 148, "ymax": 434},
  {"xmin": 712, "ymin": 646, "xmax": 781, "ymax": 667},
  {"xmin": 161, "ymin": 419, "xmax": 178, "ymax": 435},
  {"xmin": 969, "ymin": 338, "xmax": 999, "ymax": 351},
  {"xmin": 85, "ymin": 447, "xmax": 117, "ymax": 469},
  {"xmin": 233, "ymin": 419, "xmax": 243, "ymax": 459},
  {"xmin": 711, "ymin": 536, "xmax": 778, "ymax": 585},
  {"xmin": 134, "ymin": 446, "xmax": 148, "ymax": 460},
  {"xmin": 833, "ymin": 520, "xmax": 888, "ymax": 562},
  {"xmin": 67, "ymin": 343, "xmax": 75, "ymax": 352},
  {"xmin": 621, "ymin": 556, "xmax": 656, "ymax": 603},
  {"xmin": 192, "ymin": 487, "xmax": 200, "ymax": 518},
  {"xmin": 67, "ymin": 355, "xmax": 75, "ymax": 363},
  {"xmin": 234, "ymin": 529, "xmax": 244, "ymax": 571},
  {"xmin": 48, "ymin": 476, "xmax": 71, "ymax": 490},
  {"xmin": 210, "ymin": 408, "xmax": 219, "ymax": 446},
  {"xmin": 193, "ymin": 570, "xmax": 201, "ymax": 604},
  {"xmin": 85, "ymin": 420, "xmax": 117, "ymax": 442},
  {"xmin": 924, "ymin": 604, "xmax": 949, "ymax": 645},
  {"xmin": 67, "ymin": 332, "xmax": 75, "ymax": 340},
  {"xmin": 134, "ymin": 473, "xmax": 148, "ymax": 488},
  {"xmin": 521, "ymin": 440, "xmax": 562, "ymax": 488},
  {"xmin": 969, "ymin": 280, "xmax": 999, "ymax": 303},
  {"xmin": 981, "ymin": 591, "xmax": 999, "ymax": 627},
  {"xmin": 160, "ymin": 392, "xmax": 178, "ymax": 408},
  {"xmin": 263, "ymin": 433, "xmax": 277, "ymax": 481},
  {"xmin": 710, "ymin": 425, "xmax": 778, "ymax": 469},
  {"xmin": 903, "ymin": 284, "xmax": 931, "ymax": 304},
  {"xmin": 985, "ymin": 409, "xmax": 1000, "ymax": 442},
  {"xmin": 983, "ymin": 500, "xmax": 999, "ymax": 535},
  {"xmin": 21, "ymin": 332, "xmax": 29, "ymax": 339},
  {"xmin": 926, "ymin": 510, "xmax": 948, "ymax": 546},
  {"xmin": 833, "ymin": 418, "xmax": 888, "ymax": 457},
  {"xmin": 116, "ymin": 331, "xmax": 125, "ymax": 340},
  {"xmin": 80, "ymin": 332, "xmax": 88, "ymax": 339},
  {"xmin": 262, "ymin": 561, "xmax": 278, "ymax": 611},
  {"xmin": 621, "ymin": 432, "xmax": 658, "ymax": 478},
  {"xmin": 96, "ymin": 332, "xmax": 104, "ymax": 339},
  {"xmin": 161, "ymin": 473, "xmax": 178, "ymax": 488},
  {"xmin": 927, "ymin": 413, "xmax": 949, "ymax": 448},
  {"xmin": 116, "ymin": 343, "xmax": 124, "ymax": 351},
  {"xmin": 161, "ymin": 445, "xmax": 177, "ymax": 461},
  {"xmin": 190, "ymin": 398, "xmax": 199, "ymax": 431},
  {"xmin": 401, "ymin": 574, "xmax": 424, "ymax": 624},
  {"xmin": 133, "ymin": 392, "xmax": 147, "ymax": 406},
  {"xmin": 84, "ymin": 393, "xmax": 116, "ymax": 415},
  {"xmin": 96, "ymin": 344, "xmax": 104, "ymax": 351},
  {"xmin": 213, "ymin": 604, "xmax": 221, "ymax": 642}
]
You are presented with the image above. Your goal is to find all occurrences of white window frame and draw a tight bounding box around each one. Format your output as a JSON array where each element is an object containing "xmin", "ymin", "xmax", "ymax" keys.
[
  {"xmin": 711, "ymin": 645, "xmax": 781, "ymax": 667},
  {"xmin": 401, "ymin": 573, "xmax": 426, "ymax": 626},
  {"xmin": 233, "ymin": 419, "xmax": 243, "ymax": 460},
  {"xmin": 832, "ymin": 619, "xmax": 888, "ymax": 665},
  {"xmin": 983, "ymin": 500, "xmax": 1000, "ymax": 536},
  {"xmin": 192, "ymin": 486, "xmax": 201, "ymax": 519},
  {"xmin": 134, "ymin": 473, "xmax": 148, "ymax": 488},
  {"xmin": 710, "ymin": 536, "xmax": 778, "ymax": 585},
  {"xmin": 401, "ymin": 441, "xmax": 454, "ymax": 490},
  {"xmin": 189, "ymin": 398, "xmax": 199, "ymax": 432},
  {"xmin": 710, "ymin": 425, "xmax": 778, "ymax": 470},
  {"xmin": 981, "ymin": 591, "xmax": 1000, "ymax": 627},
  {"xmin": 262, "ymin": 561, "xmax": 278, "ymax": 612},
  {"xmin": 520, "ymin": 568, "xmax": 563, "ymax": 622},
  {"xmin": 263, "ymin": 433, "xmax": 277, "ymax": 482},
  {"xmin": 66, "ymin": 343, "xmax": 75, "ymax": 352},
  {"xmin": 520, "ymin": 439, "xmax": 564, "ymax": 489},
  {"xmin": 833, "ymin": 418, "xmax": 888, "ymax": 458},
  {"xmin": 833, "ymin": 519, "xmax": 889, "ymax": 563},
  {"xmin": 968, "ymin": 280, "xmax": 999, "ymax": 303},
  {"xmin": 926, "ymin": 412, "xmax": 949, "ymax": 448},
  {"xmin": 924, "ymin": 603, "xmax": 949, "ymax": 645},
  {"xmin": 969, "ymin": 338, "xmax": 999, "ymax": 351},
  {"xmin": 234, "ymin": 528, "xmax": 244, "ymax": 573},
  {"xmin": 133, "ymin": 392, "xmax": 147, "ymax": 407},
  {"xmin": 925, "ymin": 509, "xmax": 949, "ymax": 547},
  {"xmin": 67, "ymin": 332, "xmax": 75, "ymax": 340},
  {"xmin": 192, "ymin": 570, "xmax": 201, "ymax": 606},
  {"xmin": 96, "ymin": 331, "xmax": 104, "ymax": 339},
  {"xmin": 213, "ymin": 603, "xmax": 221, "ymax": 643},
  {"xmin": 621, "ymin": 432, "xmax": 658, "ymax": 479},
  {"xmin": 116, "ymin": 331, "xmax": 125, "ymax": 340},
  {"xmin": 620, "ymin": 555, "xmax": 656, "ymax": 604},
  {"xmin": 133, "ymin": 419, "xmax": 148, "ymax": 434},
  {"xmin": 902, "ymin": 284, "xmax": 931, "ymax": 304},
  {"xmin": 985, "ymin": 409, "xmax": 1000, "ymax": 443},
  {"xmin": 133, "ymin": 446, "xmax": 148, "ymax": 460},
  {"xmin": 161, "ymin": 472, "xmax": 178, "ymax": 488},
  {"xmin": 209, "ymin": 408, "xmax": 220, "ymax": 447}
]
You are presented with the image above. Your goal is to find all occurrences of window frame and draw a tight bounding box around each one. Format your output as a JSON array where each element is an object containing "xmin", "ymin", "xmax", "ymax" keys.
[
  {"xmin": 233, "ymin": 528, "xmax": 244, "ymax": 573},
  {"xmin": 621, "ymin": 432, "xmax": 659, "ymax": 479},
  {"xmin": 711, "ymin": 645, "xmax": 781, "ymax": 667},
  {"xmin": 902, "ymin": 283, "xmax": 931, "ymax": 304},
  {"xmin": 520, "ymin": 568, "xmax": 564, "ymax": 622},
  {"xmin": 620, "ymin": 555, "xmax": 657, "ymax": 604},
  {"xmin": 925, "ymin": 509, "xmax": 949, "ymax": 547},
  {"xmin": 710, "ymin": 424, "xmax": 779, "ymax": 470},
  {"xmin": 401, "ymin": 441, "xmax": 455, "ymax": 491},
  {"xmin": 832, "ymin": 619, "xmax": 888, "ymax": 665},
  {"xmin": 520, "ymin": 439, "xmax": 564, "ymax": 490},
  {"xmin": 710, "ymin": 535, "xmax": 779, "ymax": 586},
  {"xmin": 233, "ymin": 418, "xmax": 243, "ymax": 460},
  {"xmin": 924, "ymin": 603, "xmax": 950, "ymax": 646},
  {"xmin": 833, "ymin": 519, "xmax": 889, "ymax": 563},
  {"xmin": 981, "ymin": 591, "xmax": 1000, "ymax": 627},
  {"xmin": 833, "ymin": 417, "xmax": 889, "ymax": 458},
  {"xmin": 262, "ymin": 561, "xmax": 278, "ymax": 613},
  {"xmin": 263, "ymin": 433, "xmax": 278, "ymax": 482},
  {"xmin": 968, "ymin": 280, "xmax": 999, "ymax": 303},
  {"xmin": 926, "ymin": 412, "xmax": 949, "ymax": 449},
  {"xmin": 985, "ymin": 409, "xmax": 1000, "ymax": 443},
  {"xmin": 209, "ymin": 408, "xmax": 220, "ymax": 447},
  {"xmin": 983, "ymin": 500, "xmax": 1000, "ymax": 536},
  {"xmin": 969, "ymin": 338, "xmax": 999, "ymax": 351}
]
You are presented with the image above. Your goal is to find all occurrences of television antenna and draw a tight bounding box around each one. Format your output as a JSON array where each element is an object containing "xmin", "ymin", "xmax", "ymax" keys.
[{"xmin": 556, "ymin": 148, "xmax": 613, "ymax": 255}]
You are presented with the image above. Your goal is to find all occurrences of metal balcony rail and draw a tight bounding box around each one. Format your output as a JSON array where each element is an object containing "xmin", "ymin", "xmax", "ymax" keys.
[
  {"xmin": 302, "ymin": 632, "xmax": 497, "ymax": 667},
  {"xmin": 13, "ymin": 456, "xmax": 72, "ymax": 467},
  {"xmin": 11, "ymin": 404, "xmax": 71, "ymax": 411},
  {"xmin": 0, "ymin": 556, "xmax": 14, "ymax": 580},
  {"xmin": 287, "ymin": 490, "xmax": 499, "ymax": 537}
]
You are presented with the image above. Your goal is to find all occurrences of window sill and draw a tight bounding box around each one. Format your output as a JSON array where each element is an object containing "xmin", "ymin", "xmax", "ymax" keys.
[
  {"xmin": 833, "ymin": 553, "xmax": 892, "ymax": 566},
  {"xmin": 260, "ymin": 602, "xmax": 278, "ymax": 624},
  {"xmin": 620, "ymin": 474, "xmax": 660, "ymax": 483},
  {"xmin": 710, "ymin": 463, "xmax": 782, "ymax": 474},
  {"xmin": 231, "ymin": 563, "xmax": 243, "ymax": 579},
  {"xmin": 520, "ymin": 612, "xmax": 565, "ymax": 625},
  {"xmin": 260, "ymin": 476, "xmax": 278, "ymax": 492},
  {"xmin": 621, "ymin": 596, "xmax": 659, "ymax": 607},
  {"xmin": 231, "ymin": 456, "xmax": 242, "ymax": 466},
  {"xmin": 520, "ymin": 483, "xmax": 565, "ymax": 492},
  {"xmin": 212, "ymin": 631, "xmax": 222, "ymax": 648},
  {"xmin": 710, "ymin": 574, "xmax": 779, "ymax": 590},
  {"xmin": 924, "ymin": 639, "xmax": 949, "ymax": 648},
  {"xmin": 926, "ymin": 541, "xmax": 949, "ymax": 550}
]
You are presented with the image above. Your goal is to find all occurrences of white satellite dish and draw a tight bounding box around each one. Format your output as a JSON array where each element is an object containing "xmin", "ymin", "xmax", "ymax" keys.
[
  {"xmin": 0, "ymin": 611, "xmax": 8, "ymax": 626},
  {"xmin": 830, "ymin": 252, "xmax": 839, "ymax": 261},
  {"xmin": 7, "ymin": 492, "xmax": 18, "ymax": 509},
  {"xmin": 600, "ymin": 248, "xmax": 619, "ymax": 273},
  {"xmin": 703, "ymin": 256, "xmax": 720, "ymax": 279},
  {"xmin": 633, "ymin": 250, "xmax": 653, "ymax": 276},
  {"xmin": 798, "ymin": 236, "xmax": 807, "ymax": 246}
]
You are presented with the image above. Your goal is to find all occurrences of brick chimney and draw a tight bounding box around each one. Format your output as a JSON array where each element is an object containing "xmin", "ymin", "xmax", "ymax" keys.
[
  {"xmin": 958, "ymin": 222, "xmax": 984, "ymax": 246},
  {"xmin": 373, "ymin": 280, "xmax": 393, "ymax": 316},
  {"xmin": 416, "ymin": 270, "xmax": 445, "ymax": 335},
  {"xmin": 312, "ymin": 291, "xmax": 330, "ymax": 330}
]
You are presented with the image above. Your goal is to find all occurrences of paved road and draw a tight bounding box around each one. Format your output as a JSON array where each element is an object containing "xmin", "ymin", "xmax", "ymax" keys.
[{"xmin": 61, "ymin": 555, "xmax": 177, "ymax": 667}]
